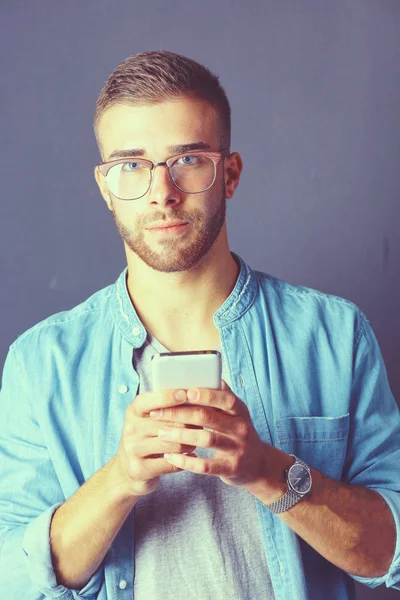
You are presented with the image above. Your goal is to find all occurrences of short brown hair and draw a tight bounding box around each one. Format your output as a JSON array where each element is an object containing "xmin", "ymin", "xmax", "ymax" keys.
[{"xmin": 94, "ymin": 49, "xmax": 231, "ymax": 158}]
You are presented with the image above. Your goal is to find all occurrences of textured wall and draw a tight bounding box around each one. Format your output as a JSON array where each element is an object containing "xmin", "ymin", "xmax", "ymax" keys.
[{"xmin": 1, "ymin": 1, "xmax": 399, "ymax": 597}]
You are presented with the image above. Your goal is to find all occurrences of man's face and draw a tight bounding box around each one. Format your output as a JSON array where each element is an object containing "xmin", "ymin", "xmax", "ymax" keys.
[{"xmin": 95, "ymin": 98, "xmax": 232, "ymax": 274}]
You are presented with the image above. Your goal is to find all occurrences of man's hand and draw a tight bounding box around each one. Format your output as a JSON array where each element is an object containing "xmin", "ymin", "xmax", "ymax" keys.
[
  {"xmin": 110, "ymin": 389, "xmax": 204, "ymax": 498},
  {"xmin": 149, "ymin": 379, "xmax": 290, "ymax": 494}
]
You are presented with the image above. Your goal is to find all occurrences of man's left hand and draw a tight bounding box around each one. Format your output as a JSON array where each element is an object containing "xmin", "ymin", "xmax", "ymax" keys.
[{"xmin": 149, "ymin": 379, "xmax": 291, "ymax": 494}]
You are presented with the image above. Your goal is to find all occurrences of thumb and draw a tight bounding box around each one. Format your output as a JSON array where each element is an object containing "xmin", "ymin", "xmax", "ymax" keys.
[{"xmin": 221, "ymin": 379, "xmax": 231, "ymax": 391}]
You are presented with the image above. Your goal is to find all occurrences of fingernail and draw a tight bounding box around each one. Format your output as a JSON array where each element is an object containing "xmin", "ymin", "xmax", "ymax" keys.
[
  {"xmin": 187, "ymin": 389, "xmax": 199, "ymax": 401},
  {"xmin": 175, "ymin": 390, "xmax": 186, "ymax": 401},
  {"xmin": 150, "ymin": 409, "xmax": 161, "ymax": 418}
]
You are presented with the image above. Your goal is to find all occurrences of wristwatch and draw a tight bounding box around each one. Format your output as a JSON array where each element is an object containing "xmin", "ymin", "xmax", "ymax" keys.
[{"xmin": 263, "ymin": 454, "xmax": 312, "ymax": 514}]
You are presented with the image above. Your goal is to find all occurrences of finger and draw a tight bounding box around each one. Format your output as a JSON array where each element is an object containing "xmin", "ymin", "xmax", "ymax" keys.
[
  {"xmin": 123, "ymin": 415, "xmax": 202, "ymax": 447},
  {"xmin": 158, "ymin": 426, "xmax": 235, "ymax": 451},
  {"xmin": 157, "ymin": 422, "xmax": 204, "ymax": 431},
  {"xmin": 131, "ymin": 389, "xmax": 189, "ymax": 418},
  {"xmin": 149, "ymin": 420, "xmax": 203, "ymax": 432},
  {"xmin": 133, "ymin": 417, "xmax": 205, "ymax": 443},
  {"xmin": 150, "ymin": 404, "xmax": 225, "ymax": 430},
  {"xmin": 145, "ymin": 445, "xmax": 198, "ymax": 458},
  {"xmin": 141, "ymin": 455, "xmax": 186, "ymax": 476},
  {"xmin": 221, "ymin": 379, "xmax": 231, "ymax": 392},
  {"xmin": 145, "ymin": 452, "xmax": 199, "ymax": 476},
  {"xmin": 163, "ymin": 452, "xmax": 228, "ymax": 476},
  {"xmin": 142, "ymin": 436, "xmax": 197, "ymax": 458},
  {"xmin": 185, "ymin": 386, "xmax": 244, "ymax": 417}
]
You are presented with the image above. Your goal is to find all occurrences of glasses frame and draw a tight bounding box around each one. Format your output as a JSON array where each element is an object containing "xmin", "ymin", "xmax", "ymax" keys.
[{"xmin": 96, "ymin": 149, "xmax": 230, "ymax": 201}]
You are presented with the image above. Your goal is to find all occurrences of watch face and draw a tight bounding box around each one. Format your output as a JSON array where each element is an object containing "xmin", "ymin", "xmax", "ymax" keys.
[{"xmin": 288, "ymin": 464, "xmax": 312, "ymax": 494}]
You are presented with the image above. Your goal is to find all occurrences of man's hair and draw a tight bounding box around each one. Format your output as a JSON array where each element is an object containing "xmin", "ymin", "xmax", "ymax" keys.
[{"xmin": 94, "ymin": 49, "xmax": 231, "ymax": 159}]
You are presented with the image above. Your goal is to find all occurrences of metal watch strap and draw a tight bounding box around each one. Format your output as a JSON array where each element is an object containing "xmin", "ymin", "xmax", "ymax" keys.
[{"xmin": 263, "ymin": 455, "xmax": 309, "ymax": 514}]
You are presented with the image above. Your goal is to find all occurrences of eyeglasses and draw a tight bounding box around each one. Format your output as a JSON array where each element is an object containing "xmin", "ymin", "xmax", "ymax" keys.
[{"xmin": 96, "ymin": 150, "xmax": 230, "ymax": 201}]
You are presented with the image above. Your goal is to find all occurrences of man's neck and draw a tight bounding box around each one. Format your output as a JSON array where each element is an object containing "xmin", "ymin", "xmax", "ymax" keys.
[{"xmin": 126, "ymin": 251, "xmax": 240, "ymax": 335}]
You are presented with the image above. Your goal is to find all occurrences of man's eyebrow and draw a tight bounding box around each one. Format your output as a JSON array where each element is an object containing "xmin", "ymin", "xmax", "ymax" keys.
[{"xmin": 107, "ymin": 142, "xmax": 212, "ymax": 160}]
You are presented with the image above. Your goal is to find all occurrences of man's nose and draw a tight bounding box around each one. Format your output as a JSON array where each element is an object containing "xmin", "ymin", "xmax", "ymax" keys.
[{"xmin": 147, "ymin": 163, "xmax": 181, "ymax": 204}]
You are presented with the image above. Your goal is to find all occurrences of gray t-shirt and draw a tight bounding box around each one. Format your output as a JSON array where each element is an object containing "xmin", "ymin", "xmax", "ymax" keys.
[{"xmin": 132, "ymin": 331, "xmax": 275, "ymax": 599}]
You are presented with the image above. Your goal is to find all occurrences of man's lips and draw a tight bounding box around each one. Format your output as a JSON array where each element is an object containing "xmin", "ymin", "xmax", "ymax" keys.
[
  {"xmin": 147, "ymin": 221, "xmax": 188, "ymax": 230},
  {"xmin": 147, "ymin": 223, "xmax": 190, "ymax": 236}
]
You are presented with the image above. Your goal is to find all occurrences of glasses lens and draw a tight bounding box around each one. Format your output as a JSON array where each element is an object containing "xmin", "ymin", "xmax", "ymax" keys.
[
  {"xmin": 106, "ymin": 155, "xmax": 216, "ymax": 200},
  {"xmin": 107, "ymin": 161, "xmax": 151, "ymax": 200},
  {"xmin": 170, "ymin": 155, "xmax": 216, "ymax": 193}
]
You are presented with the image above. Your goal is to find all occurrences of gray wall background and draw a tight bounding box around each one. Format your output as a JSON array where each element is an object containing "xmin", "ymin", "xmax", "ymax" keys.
[{"xmin": 1, "ymin": 1, "xmax": 399, "ymax": 598}]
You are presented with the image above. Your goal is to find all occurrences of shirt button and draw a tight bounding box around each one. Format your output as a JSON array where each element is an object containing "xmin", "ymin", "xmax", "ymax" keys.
[
  {"xmin": 119, "ymin": 385, "xmax": 128, "ymax": 394},
  {"xmin": 119, "ymin": 580, "xmax": 127, "ymax": 589},
  {"xmin": 132, "ymin": 326, "xmax": 141, "ymax": 336},
  {"xmin": 279, "ymin": 562, "xmax": 285, "ymax": 577}
]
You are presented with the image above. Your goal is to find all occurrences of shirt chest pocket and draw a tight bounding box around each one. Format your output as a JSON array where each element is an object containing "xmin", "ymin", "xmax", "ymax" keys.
[{"xmin": 274, "ymin": 414, "xmax": 350, "ymax": 480}]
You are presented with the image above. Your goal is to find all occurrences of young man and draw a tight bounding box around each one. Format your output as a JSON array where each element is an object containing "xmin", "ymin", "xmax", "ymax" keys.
[{"xmin": 0, "ymin": 50, "xmax": 399, "ymax": 600}]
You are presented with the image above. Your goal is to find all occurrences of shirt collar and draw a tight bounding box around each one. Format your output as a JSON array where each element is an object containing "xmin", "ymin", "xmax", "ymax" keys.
[{"xmin": 111, "ymin": 251, "xmax": 257, "ymax": 348}]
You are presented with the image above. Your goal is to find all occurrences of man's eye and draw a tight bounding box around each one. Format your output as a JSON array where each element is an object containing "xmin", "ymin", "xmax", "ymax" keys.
[
  {"xmin": 177, "ymin": 155, "xmax": 198, "ymax": 165},
  {"xmin": 122, "ymin": 161, "xmax": 142, "ymax": 171}
]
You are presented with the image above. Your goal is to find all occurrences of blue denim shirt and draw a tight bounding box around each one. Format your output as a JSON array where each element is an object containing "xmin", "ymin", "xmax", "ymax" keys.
[{"xmin": 1, "ymin": 252, "xmax": 399, "ymax": 599}]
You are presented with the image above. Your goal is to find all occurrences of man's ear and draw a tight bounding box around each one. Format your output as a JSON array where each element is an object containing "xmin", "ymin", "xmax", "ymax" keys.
[
  {"xmin": 94, "ymin": 166, "xmax": 112, "ymax": 210},
  {"xmin": 224, "ymin": 152, "xmax": 243, "ymax": 200}
]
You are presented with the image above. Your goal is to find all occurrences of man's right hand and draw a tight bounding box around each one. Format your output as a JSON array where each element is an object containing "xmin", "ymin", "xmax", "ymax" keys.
[{"xmin": 110, "ymin": 389, "xmax": 202, "ymax": 498}]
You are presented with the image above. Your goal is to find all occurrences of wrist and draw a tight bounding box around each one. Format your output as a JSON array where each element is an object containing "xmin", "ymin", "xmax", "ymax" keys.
[
  {"xmin": 106, "ymin": 457, "xmax": 140, "ymax": 504},
  {"xmin": 245, "ymin": 445, "xmax": 295, "ymax": 504}
]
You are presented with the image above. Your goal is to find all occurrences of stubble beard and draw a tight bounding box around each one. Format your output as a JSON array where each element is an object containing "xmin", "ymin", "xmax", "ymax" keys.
[{"xmin": 110, "ymin": 186, "xmax": 227, "ymax": 273}]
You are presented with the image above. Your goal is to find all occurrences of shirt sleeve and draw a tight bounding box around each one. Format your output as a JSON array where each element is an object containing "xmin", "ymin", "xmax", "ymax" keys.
[
  {"xmin": 342, "ymin": 311, "xmax": 400, "ymax": 590},
  {"xmin": 0, "ymin": 344, "xmax": 104, "ymax": 599}
]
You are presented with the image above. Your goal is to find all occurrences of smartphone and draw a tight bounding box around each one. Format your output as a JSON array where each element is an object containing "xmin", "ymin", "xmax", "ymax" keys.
[{"xmin": 151, "ymin": 350, "xmax": 222, "ymax": 392}]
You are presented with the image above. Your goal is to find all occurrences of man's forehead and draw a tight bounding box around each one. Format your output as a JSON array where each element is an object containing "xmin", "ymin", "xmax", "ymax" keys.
[
  {"xmin": 100, "ymin": 99, "xmax": 217, "ymax": 131},
  {"xmin": 98, "ymin": 100, "xmax": 219, "ymax": 159}
]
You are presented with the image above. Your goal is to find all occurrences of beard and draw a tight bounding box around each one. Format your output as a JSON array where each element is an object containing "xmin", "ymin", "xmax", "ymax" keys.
[{"xmin": 109, "ymin": 183, "xmax": 227, "ymax": 274}]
